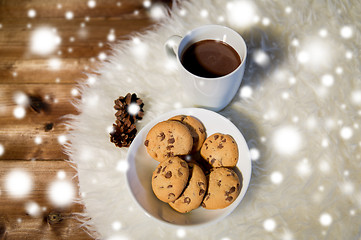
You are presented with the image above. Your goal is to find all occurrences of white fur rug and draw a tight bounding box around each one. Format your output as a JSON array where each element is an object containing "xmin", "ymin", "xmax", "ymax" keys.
[{"xmin": 65, "ymin": 0, "xmax": 361, "ymax": 239}]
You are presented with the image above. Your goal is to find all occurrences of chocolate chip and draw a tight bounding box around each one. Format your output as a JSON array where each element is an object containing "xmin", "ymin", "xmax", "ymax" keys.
[
  {"xmin": 144, "ymin": 140, "xmax": 149, "ymax": 147},
  {"xmin": 222, "ymin": 139, "xmax": 226, "ymax": 142},
  {"xmin": 198, "ymin": 182, "xmax": 205, "ymax": 187},
  {"xmin": 178, "ymin": 169, "xmax": 183, "ymax": 177},
  {"xmin": 217, "ymin": 144, "xmax": 224, "ymax": 149},
  {"xmin": 210, "ymin": 158, "xmax": 216, "ymax": 164},
  {"xmin": 168, "ymin": 193, "xmax": 175, "ymax": 199},
  {"xmin": 199, "ymin": 189, "xmax": 205, "ymax": 196},
  {"xmin": 180, "ymin": 161, "xmax": 187, "ymax": 168},
  {"xmin": 184, "ymin": 197, "xmax": 191, "ymax": 204},
  {"xmin": 168, "ymin": 159, "xmax": 173, "ymax": 164},
  {"xmin": 226, "ymin": 196, "xmax": 233, "ymax": 202},
  {"xmin": 158, "ymin": 132, "xmax": 165, "ymax": 141},
  {"xmin": 217, "ymin": 180, "xmax": 222, "ymax": 187},
  {"xmin": 162, "ymin": 166, "xmax": 167, "ymax": 172},
  {"xmin": 209, "ymin": 140, "xmax": 213, "ymax": 143},
  {"xmin": 214, "ymin": 135, "xmax": 219, "ymax": 140},
  {"xmin": 165, "ymin": 171, "xmax": 172, "ymax": 178},
  {"xmin": 156, "ymin": 166, "xmax": 162, "ymax": 174},
  {"xmin": 166, "ymin": 145, "xmax": 174, "ymax": 150},
  {"xmin": 153, "ymin": 175, "xmax": 157, "ymax": 179},
  {"xmin": 167, "ymin": 185, "xmax": 173, "ymax": 188},
  {"xmin": 221, "ymin": 135, "xmax": 224, "ymax": 140},
  {"xmin": 199, "ymin": 128, "xmax": 204, "ymax": 134},
  {"xmin": 168, "ymin": 138, "xmax": 175, "ymax": 144},
  {"xmin": 229, "ymin": 186, "xmax": 236, "ymax": 193},
  {"xmin": 166, "ymin": 152, "xmax": 174, "ymax": 157}
]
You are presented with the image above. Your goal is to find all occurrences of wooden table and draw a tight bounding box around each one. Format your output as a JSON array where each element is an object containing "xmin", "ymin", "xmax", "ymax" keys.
[{"xmin": 0, "ymin": 0, "xmax": 171, "ymax": 238}]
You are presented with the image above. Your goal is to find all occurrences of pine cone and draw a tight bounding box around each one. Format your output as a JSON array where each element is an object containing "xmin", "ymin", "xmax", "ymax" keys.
[
  {"xmin": 110, "ymin": 123, "xmax": 137, "ymax": 148},
  {"xmin": 114, "ymin": 93, "xmax": 144, "ymax": 124},
  {"xmin": 110, "ymin": 93, "xmax": 145, "ymax": 148}
]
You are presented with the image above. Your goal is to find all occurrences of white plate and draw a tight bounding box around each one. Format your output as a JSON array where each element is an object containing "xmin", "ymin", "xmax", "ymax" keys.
[{"xmin": 125, "ymin": 108, "xmax": 252, "ymax": 227}]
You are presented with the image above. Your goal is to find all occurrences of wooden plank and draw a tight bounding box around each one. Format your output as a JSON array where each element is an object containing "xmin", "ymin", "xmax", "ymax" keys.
[
  {"xmin": 0, "ymin": 84, "xmax": 79, "ymax": 160},
  {"xmin": 0, "ymin": 58, "xmax": 96, "ymax": 84},
  {"xmin": 0, "ymin": 18, "xmax": 156, "ymax": 84},
  {"xmin": 0, "ymin": 1, "xmax": 171, "ymax": 85},
  {"xmin": 0, "ymin": 18, "xmax": 155, "ymax": 46},
  {"xmin": 0, "ymin": 160, "xmax": 92, "ymax": 240},
  {"xmin": 0, "ymin": 0, "xmax": 154, "ymax": 19},
  {"xmin": 0, "ymin": 59, "xmax": 96, "ymax": 85}
]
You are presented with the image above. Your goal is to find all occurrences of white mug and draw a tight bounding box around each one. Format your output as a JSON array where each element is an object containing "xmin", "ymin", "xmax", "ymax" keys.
[{"xmin": 165, "ymin": 25, "xmax": 247, "ymax": 112}]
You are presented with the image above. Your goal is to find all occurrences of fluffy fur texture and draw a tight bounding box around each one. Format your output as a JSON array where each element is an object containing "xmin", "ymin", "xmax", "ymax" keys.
[{"xmin": 65, "ymin": 0, "xmax": 361, "ymax": 239}]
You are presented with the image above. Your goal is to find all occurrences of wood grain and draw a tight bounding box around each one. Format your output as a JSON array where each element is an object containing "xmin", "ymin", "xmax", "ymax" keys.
[
  {"xmin": 0, "ymin": 84, "xmax": 77, "ymax": 160},
  {"xmin": 0, "ymin": 160, "xmax": 90, "ymax": 240},
  {"xmin": 0, "ymin": 0, "xmax": 173, "ymax": 239}
]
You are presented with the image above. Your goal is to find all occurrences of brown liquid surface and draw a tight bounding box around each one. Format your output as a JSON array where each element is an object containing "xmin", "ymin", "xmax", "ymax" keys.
[{"xmin": 181, "ymin": 40, "xmax": 241, "ymax": 78}]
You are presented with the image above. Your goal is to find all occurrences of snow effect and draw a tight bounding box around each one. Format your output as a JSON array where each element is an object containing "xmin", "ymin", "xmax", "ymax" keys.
[
  {"xmin": 5, "ymin": 170, "xmax": 33, "ymax": 197},
  {"xmin": 226, "ymin": 1, "xmax": 257, "ymax": 29},
  {"xmin": 88, "ymin": 0, "xmax": 96, "ymax": 8},
  {"xmin": 263, "ymin": 218, "xmax": 277, "ymax": 232},
  {"xmin": 340, "ymin": 26, "xmax": 353, "ymax": 39},
  {"xmin": 57, "ymin": 135, "xmax": 67, "ymax": 144},
  {"xmin": 249, "ymin": 147, "xmax": 260, "ymax": 161},
  {"xmin": 0, "ymin": 144, "xmax": 4, "ymax": 156},
  {"xmin": 270, "ymin": 171, "xmax": 283, "ymax": 184},
  {"xmin": 319, "ymin": 213, "xmax": 333, "ymax": 226},
  {"xmin": 28, "ymin": 9, "xmax": 36, "ymax": 18},
  {"xmin": 272, "ymin": 126, "xmax": 302, "ymax": 155},
  {"xmin": 239, "ymin": 85, "xmax": 253, "ymax": 98},
  {"xmin": 48, "ymin": 180, "xmax": 75, "ymax": 207},
  {"xmin": 176, "ymin": 228, "xmax": 186, "ymax": 238},
  {"xmin": 25, "ymin": 201, "xmax": 41, "ymax": 217},
  {"xmin": 112, "ymin": 221, "xmax": 122, "ymax": 231},
  {"xmin": 34, "ymin": 136, "xmax": 42, "ymax": 145},
  {"xmin": 65, "ymin": 11, "xmax": 74, "ymax": 20},
  {"xmin": 30, "ymin": 27, "xmax": 61, "ymax": 55},
  {"xmin": 13, "ymin": 106, "xmax": 26, "ymax": 119}
]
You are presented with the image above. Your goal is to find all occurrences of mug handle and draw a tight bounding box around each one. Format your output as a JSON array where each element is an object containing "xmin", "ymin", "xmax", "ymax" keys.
[{"xmin": 164, "ymin": 35, "xmax": 182, "ymax": 60}]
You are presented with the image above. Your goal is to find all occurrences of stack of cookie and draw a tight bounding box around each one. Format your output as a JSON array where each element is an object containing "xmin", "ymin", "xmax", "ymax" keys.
[{"xmin": 144, "ymin": 115, "xmax": 242, "ymax": 213}]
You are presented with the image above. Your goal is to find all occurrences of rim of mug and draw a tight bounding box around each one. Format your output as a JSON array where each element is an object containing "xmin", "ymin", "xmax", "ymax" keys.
[{"xmin": 177, "ymin": 24, "xmax": 247, "ymax": 81}]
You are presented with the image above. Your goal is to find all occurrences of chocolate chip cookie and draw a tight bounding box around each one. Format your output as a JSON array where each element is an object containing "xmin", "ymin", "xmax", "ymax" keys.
[
  {"xmin": 169, "ymin": 163, "xmax": 207, "ymax": 213},
  {"xmin": 144, "ymin": 120, "xmax": 193, "ymax": 162},
  {"xmin": 151, "ymin": 157, "xmax": 190, "ymax": 203},
  {"xmin": 168, "ymin": 115, "xmax": 206, "ymax": 152},
  {"xmin": 200, "ymin": 133, "xmax": 239, "ymax": 167},
  {"xmin": 202, "ymin": 167, "xmax": 241, "ymax": 209}
]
